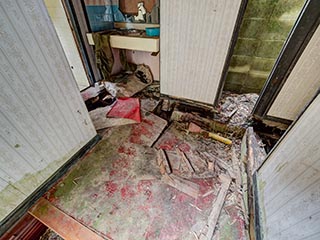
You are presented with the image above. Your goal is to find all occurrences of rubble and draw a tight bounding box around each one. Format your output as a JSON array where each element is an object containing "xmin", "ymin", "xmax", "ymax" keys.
[
  {"xmin": 50, "ymin": 89, "xmax": 260, "ymax": 239},
  {"xmin": 40, "ymin": 229, "xmax": 63, "ymax": 240},
  {"xmin": 215, "ymin": 92, "xmax": 259, "ymax": 127}
]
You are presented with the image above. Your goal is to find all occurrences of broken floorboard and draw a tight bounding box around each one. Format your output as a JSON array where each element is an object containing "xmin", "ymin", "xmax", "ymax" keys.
[
  {"xmin": 44, "ymin": 132, "xmax": 218, "ymax": 239},
  {"xmin": 100, "ymin": 110, "xmax": 167, "ymax": 147},
  {"xmin": 155, "ymin": 122, "xmax": 248, "ymax": 239},
  {"xmin": 199, "ymin": 175, "xmax": 232, "ymax": 240},
  {"xmin": 33, "ymin": 97, "xmax": 249, "ymax": 240}
]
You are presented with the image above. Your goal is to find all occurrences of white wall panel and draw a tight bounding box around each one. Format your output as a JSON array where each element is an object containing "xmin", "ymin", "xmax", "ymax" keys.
[
  {"xmin": 257, "ymin": 93, "xmax": 320, "ymax": 239},
  {"xmin": 0, "ymin": 0, "xmax": 96, "ymax": 222},
  {"xmin": 160, "ymin": 0, "xmax": 242, "ymax": 104},
  {"xmin": 267, "ymin": 25, "xmax": 320, "ymax": 121}
]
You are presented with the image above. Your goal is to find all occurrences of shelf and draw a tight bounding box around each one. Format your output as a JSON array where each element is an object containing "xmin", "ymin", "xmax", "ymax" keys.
[
  {"xmin": 86, "ymin": 33, "xmax": 159, "ymax": 52},
  {"xmin": 114, "ymin": 22, "xmax": 160, "ymax": 30}
]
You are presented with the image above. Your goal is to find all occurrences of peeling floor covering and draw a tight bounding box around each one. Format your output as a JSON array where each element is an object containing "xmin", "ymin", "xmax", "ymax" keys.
[{"xmin": 34, "ymin": 92, "xmax": 255, "ymax": 240}]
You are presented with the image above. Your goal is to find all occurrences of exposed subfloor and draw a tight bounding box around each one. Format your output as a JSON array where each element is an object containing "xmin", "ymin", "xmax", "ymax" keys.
[{"xmin": 31, "ymin": 88, "xmax": 258, "ymax": 240}]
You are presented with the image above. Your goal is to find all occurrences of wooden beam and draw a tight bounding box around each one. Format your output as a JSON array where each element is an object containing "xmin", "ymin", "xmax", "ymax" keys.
[
  {"xmin": 29, "ymin": 198, "xmax": 104, "ymax": 240},
  {"xmin": 199, "ymin": 174, "xmax": 231, "ymax": 240}
]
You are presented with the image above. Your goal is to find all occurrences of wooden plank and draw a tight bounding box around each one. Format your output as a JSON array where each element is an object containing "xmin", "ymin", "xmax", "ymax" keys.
[
  {"xmin": 176, "ymin": 148, "xmax": 195, "ymax": 173},
  {"xmin": 86, "ymin": 33, "xmax": 160, "ymax": 52},
  {"xmin": 199, "ymin": 174, "xmax": 231, "ymax": 240},
  {"xmin": 157, "ymin": 149, "xmax": 172, "ymax": 175},
  {"xmin": 0, "ymin": 213, "xmax": 47, "ymax": 240},
  {"xmin": 161, "ymin": 174, "xmax": 200, "ymax": 199},
  {"xmin": 29, "ymin": 198, "xmax": 104, "ymax": 240},
  {"xmin": 231, "ymin": 146, "xmax": 241, "ymax": 188},
  {"xmin": 114, "ymin": 22, "xmax": 160, "ymax": 30}
]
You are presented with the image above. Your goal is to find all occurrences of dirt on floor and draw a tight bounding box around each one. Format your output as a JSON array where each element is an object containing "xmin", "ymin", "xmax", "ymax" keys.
[{"xmin": 40, "ymin": 81, "xmax": 268, "ymax": 240}]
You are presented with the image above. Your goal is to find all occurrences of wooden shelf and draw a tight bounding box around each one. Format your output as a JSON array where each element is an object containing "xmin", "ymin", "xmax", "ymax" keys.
[
  {"xmin": 114, "ymin": 22, "xmax": 160, "ymax": 30},
  {"xmin": 86, "ymin": 33, "xmax": 159, "ymax": 52}
]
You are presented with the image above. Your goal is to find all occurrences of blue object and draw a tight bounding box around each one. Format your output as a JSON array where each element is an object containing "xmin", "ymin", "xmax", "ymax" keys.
[{"xmin": 146, "ymin": 27, "xmax": 160, "ymax": 37}]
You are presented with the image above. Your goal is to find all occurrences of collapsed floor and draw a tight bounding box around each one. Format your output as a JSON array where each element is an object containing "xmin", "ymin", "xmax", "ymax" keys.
[{"xmin": 33, "ymin": 80, "xmax": 267, "ymax": 240}]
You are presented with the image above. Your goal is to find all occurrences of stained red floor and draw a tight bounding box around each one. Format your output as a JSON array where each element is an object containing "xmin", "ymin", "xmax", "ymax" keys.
[{"xmin": 42, "ymin": 112, "xmax": 246, "ymax": 240}]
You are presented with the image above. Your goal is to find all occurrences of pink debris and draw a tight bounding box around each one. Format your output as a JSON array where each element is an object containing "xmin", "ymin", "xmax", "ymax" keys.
[
  {"xmin": 107, "ymin": 98, "xmax": 141, "ymax": 123},
  {"xmin": 188, "ymin": 122, "xmax": 203, "ymax": 133}
]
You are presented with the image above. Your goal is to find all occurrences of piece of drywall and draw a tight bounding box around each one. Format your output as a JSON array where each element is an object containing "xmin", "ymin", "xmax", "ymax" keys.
[
  {"xmin": 257, "ymin": 93, "xmax": 320, "ymax": 239},
  {"xmin": 160, "ymin": 0, "xmax": 242, "ymax": 104},
  {"xmin": 44, "ymin": 0, "xmax": 90, "ymax": 91},
  {"xmin": 0, "ymin": 0, "xmax": 96, "ymax": 222},
  {"xmin": 267, "ymin": 24, "xmax": 320, "ymax": 121}
]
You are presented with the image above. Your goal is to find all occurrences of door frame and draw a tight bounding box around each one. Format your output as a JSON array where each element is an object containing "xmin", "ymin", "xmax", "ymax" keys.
[
  {"xmin": 252, "ymin": 0, "xmax": 320, "ymax": 125},
  {"xmin": 214, "ymin": 0, "xmax": 249, "ymax": 105},
  {"xmin": 62, "ymin": 0, "xmax": 101, "ymax": 86}
]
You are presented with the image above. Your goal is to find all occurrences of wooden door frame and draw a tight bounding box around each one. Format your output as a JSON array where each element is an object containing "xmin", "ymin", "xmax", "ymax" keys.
[
  {"xmin": 214, "ymin": 0, "xmax": 248, "ymax": 105},
  {"xmin": 252, "ymin": 0, "xmax": 320, "ymax": 125},
  {"xmin": 62, "ymin": 0, "xmax": 101, "ymax": 86}
]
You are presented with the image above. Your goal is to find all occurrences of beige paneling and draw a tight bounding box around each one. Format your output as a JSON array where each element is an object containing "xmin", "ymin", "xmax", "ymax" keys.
[
  {"xmin": 257, "ymin": 93, "xmax": 320, "ymax": 239},
  {"xmin": 0, "ymin": 0, "xmax": 96, "ymax": 222},
  {"xmin": 160, "ymin": 0, "xmax": 242, "ymax": 104},
  {"xmin": 44, "ymin": 0, "xmax": 90, "ymax": 90},
  {"xmin": 267, "ymin": 25, "xmax": 320, "ymax": 121}
]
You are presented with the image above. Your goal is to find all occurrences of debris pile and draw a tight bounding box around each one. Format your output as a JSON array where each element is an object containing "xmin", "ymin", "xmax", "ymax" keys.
[
  {"xmin": 40, "ymin": 229, "xmax": 63, "ymax": 240},
  {"xmin": 81, "ymin": 64, "xmax": 154, "ymax": 130},
  {"xmin": 215, "ymin": 92, "xmax": 259, "ymax": 127},
  {"xmin": 77, "ymin": 80, "xmax": 263, "ymax": 239},
  {"xmin": 153, "ymin": 119, "xmax": 248, "ymax": 239}
]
